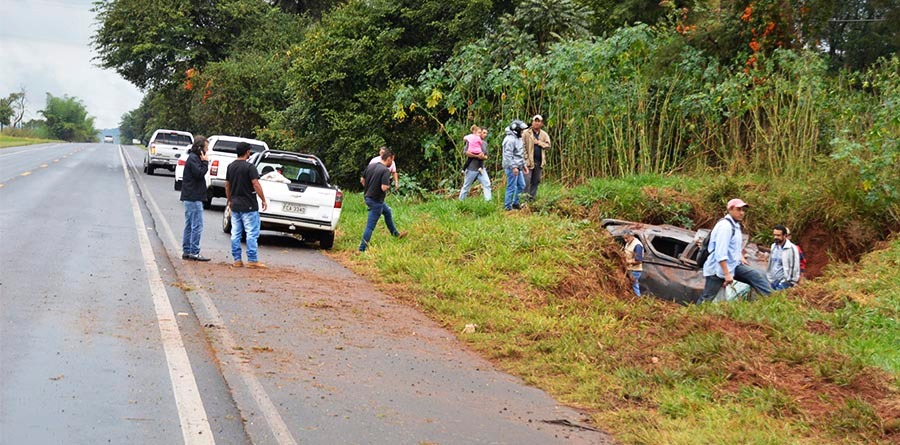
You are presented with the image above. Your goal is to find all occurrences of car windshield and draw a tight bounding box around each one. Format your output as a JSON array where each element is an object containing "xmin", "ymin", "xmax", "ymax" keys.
[
  {"xmin": 212, "ymin": 140, "xmax": 266, "ymax": 154},
  {"xmin": 154, "ymin": 133, "xmax": 192, "ymax": 145},
  {"xmin": 258, "ymin": 157, "xmax": 325, "ymax": 186}
]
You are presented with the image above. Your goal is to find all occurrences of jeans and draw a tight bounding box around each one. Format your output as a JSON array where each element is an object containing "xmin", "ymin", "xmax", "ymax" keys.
[
  {"xmin": 459, "ymin": 169, "xmax": 492, "ymax": 201},
  {"xmin": 698, "ymin": 264, "xmax": 773, "ymax": 303},
  {"xmin": 359, "ymin": 198, "xmax": 399, "ymax": 251},
  {"xmin": 771, "ymin": 281, "xmax": 794, "ymax": 291},
  {"xmin": 504, "ymin": 167, "xmax": 525, "ymax": 210},
  {"xmin": 524, "ymin": 165, "xmax": 542, "ymax": 200},
  {"xmin": 231, "ymin": 211, "xmax": 261, "ymax": 262},
  {"xmin": 182, "ymin": 201, "xmax": 204, "ymax": 256},
  {"xmin": 630, "ymin": 271, "xmax": 642, "ymax": 296}
]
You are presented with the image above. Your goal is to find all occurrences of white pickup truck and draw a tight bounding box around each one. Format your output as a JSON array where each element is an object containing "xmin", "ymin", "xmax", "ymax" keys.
[
  {"xmin": 221, "ymin": 150, "xmax": 343, "ymax": 249},
  {"xmin": 144, "ymin": 129, "xmax": 193, "ymax": 175},
  {"xmin": 202, "ymin": 135, "xmax": 269, "ymax": 208}
]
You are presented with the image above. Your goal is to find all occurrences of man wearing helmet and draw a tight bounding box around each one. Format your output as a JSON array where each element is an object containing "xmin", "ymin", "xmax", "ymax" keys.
[{"xmin": 502, "ymin": 120, "xmax": 528, "ymax": 211}]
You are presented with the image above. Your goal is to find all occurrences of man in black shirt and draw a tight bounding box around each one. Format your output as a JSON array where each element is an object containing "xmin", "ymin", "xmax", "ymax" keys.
[
  {"xmin": 225, "ymin": 142, "xmax": 268, "ymax": 268},
  {"xmin": 359, "ymin": 149, "xmax": 407, "ymax": 252}
]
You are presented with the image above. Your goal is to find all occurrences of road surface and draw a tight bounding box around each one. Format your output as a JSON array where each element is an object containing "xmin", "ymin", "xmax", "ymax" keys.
[{"xmin": 0, "ymin": 143, "xmax": 614, "ymax": 444}]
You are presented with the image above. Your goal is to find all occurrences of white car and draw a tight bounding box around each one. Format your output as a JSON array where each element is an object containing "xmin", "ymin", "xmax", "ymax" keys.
[
  {"xmin": 222, "ymin": 150, "xmax": 342, "ymax": 249},
  {"xmin": 144, "ymin": 129, "xmax": 193, "ymax": 175},
  {"xmin": 202, "ymin": 135, "xmax": 268, "ymax": 207},
  {"xmin": 103, "ymin": 135, "xmax": 114, "ymax": 143}
]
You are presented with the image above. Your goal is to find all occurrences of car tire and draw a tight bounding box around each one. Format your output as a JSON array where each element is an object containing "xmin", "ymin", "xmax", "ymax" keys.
[
  {"xmin": 319, "ymin": 231, "xmax": 335, "ymax": 250},
  {"xmin": 174, "ymin": 180, "xmax": 182, "ymax": 191},
  {"xmin": 147, "ymin": 165, "xmax": 155, "ymax": 175},
  {"xmin": 222, "ymin": 207, "xmax": 232, "ymax": 233}
]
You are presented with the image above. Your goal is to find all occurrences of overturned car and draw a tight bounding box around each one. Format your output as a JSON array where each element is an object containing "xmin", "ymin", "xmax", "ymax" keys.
[{"xmin": 602, "ymin": 219, "xmax": 768, "ymax": 304}]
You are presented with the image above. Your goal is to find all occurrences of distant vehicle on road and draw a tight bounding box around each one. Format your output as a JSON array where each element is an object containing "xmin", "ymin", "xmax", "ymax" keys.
[
  {"xmin": 103, "ymin": 135, "xmax": 114, "ymax": 143},
  {"xmin": 201, "ymin": 135, "xmax": 268, "ymax": 207},
  {"xmin": 144, "ymin": 129, "xmax": 193, "ymax": 176},
  {"xmin": 602, "ymin": 219, "xmax": 767, "ymax": 304},
  {"xmin": 222, "ymin": 150, "xmax": 343, "ymax": 249}
]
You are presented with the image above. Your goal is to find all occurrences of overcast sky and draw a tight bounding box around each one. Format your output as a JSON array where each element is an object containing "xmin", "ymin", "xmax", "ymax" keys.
[{"xmin": 0, "ymin": 0, "xmax": 143, "ymax": 129}]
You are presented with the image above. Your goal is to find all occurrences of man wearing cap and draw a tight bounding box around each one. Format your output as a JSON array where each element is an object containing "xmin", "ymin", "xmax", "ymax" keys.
[
  {"xmin": 698, "ymin": 199, "xmax": 773, "ymax": 303},
  {"xmin": 522, "ymin": 114, "xmax": 550, "ymax": 201},
  {"xmin": 623, "ymin": 229, "xmax": 644, "ymax": 296}
]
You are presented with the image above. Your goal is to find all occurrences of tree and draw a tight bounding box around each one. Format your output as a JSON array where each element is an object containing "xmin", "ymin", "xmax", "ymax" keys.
[
  {"xmin": 40, "ymin": 94, "xmax": 97, "ymax": 142},
  {"xmin": 92, "ymin": 0, "xmax": 271, "ymax": 89},
  {"xmin": 5, "ymin": 89, "xmax": 27, "ymax": 127},
  {"xmin": 516, "ymin": 0, "xmax": 592, "ymax": 53},
  {"xmin": 0, "ymin": 98, "xmax": 12, "ymax": 130}
]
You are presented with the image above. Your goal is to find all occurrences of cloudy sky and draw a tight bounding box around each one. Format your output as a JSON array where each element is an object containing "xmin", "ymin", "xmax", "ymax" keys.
[{"xmin": 0, "ymin": 0, "xmax": 143, "ymax": 129}]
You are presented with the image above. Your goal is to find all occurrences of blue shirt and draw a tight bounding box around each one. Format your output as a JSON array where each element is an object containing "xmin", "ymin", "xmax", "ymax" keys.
[
  {"xmin": 633, "ymin": 244, "xmax": 643, "ymax": 262},
  {"xmin": 769, "ymin": 243, "xmax": 784, "ymax": 283},
  {"xmin": 702, "ymin": 215, "xmax": 742, "ymax": 278}
]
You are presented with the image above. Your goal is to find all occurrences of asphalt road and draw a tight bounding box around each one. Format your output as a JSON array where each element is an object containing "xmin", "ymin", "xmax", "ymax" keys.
[{"xmin": 1, "ymin": 143, "xmax": 614, "ymax": 444}]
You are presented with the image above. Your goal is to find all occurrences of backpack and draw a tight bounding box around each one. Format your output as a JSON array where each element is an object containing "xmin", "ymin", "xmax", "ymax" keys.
[
  {"xmin": 796, "ymin": 244, "xmax": 807, "ymax": 274},
  {"xmin": 695, "ymin": 218, "xmax": 736, "ymax": 269}
]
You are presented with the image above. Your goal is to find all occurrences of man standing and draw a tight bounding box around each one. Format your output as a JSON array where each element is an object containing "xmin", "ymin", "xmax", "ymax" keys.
[
  {"xmin": 367, "ymin": 146, "xmax": 399, "ymax": 191},
  {"xmin": 523, "ymin": 115, "xmax": 550, "ymax": 200},
  {"xmin": 359, "ymin": 149, "xmax": 407, "ymax": 252},
  {"xmin": 623, "ymin": 230, "xmax": 644, "ymax": 296},
  {"xmin": 502, "ymin": 120, "xmax": 528, "ymax": 211},
  {"xmin": 225, "ymin": 142, "xmax": 268, "ymax": 269},
  {"xmin": 180, "ymin": 136, "xmax": 211, "ymax": 261},
  {"xmin": 698, "ymin": 199, "xmax": 773, "ymax": 303},
  {"xmin": 766, "ymin": 224, "xmax": 801, "ymax": 290}
]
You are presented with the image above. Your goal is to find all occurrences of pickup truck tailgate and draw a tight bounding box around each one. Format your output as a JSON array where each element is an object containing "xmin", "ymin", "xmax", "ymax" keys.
[{"xmin": 262, "ymin": 181, "xmax": 338, "ymax": 226}]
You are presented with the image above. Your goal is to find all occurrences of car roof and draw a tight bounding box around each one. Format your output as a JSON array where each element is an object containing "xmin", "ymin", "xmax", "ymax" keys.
[
  {"xmin": 209, "ymin": 135, "xmax": 268, "ymax": 145},
  {"xmin": 153, "ymin": 129, "xmax": 193, "ymax": 136}
]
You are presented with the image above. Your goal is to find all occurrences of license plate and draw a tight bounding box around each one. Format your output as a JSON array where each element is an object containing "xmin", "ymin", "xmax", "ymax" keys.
[{"xmin": 282, "ymin": 203, "xmax": 306, "ymax": 214}]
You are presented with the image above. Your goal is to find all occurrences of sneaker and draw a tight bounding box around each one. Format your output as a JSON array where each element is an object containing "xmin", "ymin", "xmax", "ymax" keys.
[
  {"xmin": 395, "ymin": 231, "xmax": 408, "ymax": 239},
  {"xmin": 192, "ymin": 255, "xmax": 211, "ymax": 262},
  {"xmin": 232, "ymin": 261, "xmax": 244, "ymax": 268},
  {"xmin": 512, "ymin": 203, "xmax": 522, "ymax": 210},
  {"xmin": 246, "ymin": 262, "xmax": 268, "ymax": 269}
]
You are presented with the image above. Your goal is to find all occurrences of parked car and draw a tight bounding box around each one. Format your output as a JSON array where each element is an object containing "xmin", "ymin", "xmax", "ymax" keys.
[
  {"xmin": 222, "ymin": 150, "xmax": 343, "ymax": 249},
  {"xmin": 602, "ymin": 219, "xmax": 768, "ymax": 304},
  {"xmin": 144, "ymin": 129, "xmax": 193, "ymax": 175},
  {"xmin": 103, "ymin": 135, "xmax": 114, "ymax": 143},
  {"xmin": 173, "ymin": 145, "xmax": 191, "ymax": 191},
  {"xmin": 202, "ymin": 135, "xmax": 268, "ymax": 207}
]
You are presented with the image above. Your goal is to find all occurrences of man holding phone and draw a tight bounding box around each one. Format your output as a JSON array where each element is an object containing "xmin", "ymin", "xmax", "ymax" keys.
[{"xmin": 225, "ymin": 142, "xmax": 268, "ymax": 268}]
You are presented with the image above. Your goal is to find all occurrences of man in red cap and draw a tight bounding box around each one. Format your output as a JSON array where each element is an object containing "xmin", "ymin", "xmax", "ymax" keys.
[{"xmin": 698, "ymin": 198, "xmax": 772, "ymax": 303}]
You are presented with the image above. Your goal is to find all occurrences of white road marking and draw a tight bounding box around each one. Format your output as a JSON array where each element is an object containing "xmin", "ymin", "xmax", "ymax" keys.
[
  {"xmin": 117, "ymin": 146, "xmax": 215, "ymax": 445},
  {"xmin": 20, "ymin": 171, "xmax": 31, "ymax": 176},
  {"xmin": 0, "ymin": 143, "xmax": 61, "ymax": 157},
  {"xmin": 121, "ymin": 146, "xmax": 299, "ymax": 445}
]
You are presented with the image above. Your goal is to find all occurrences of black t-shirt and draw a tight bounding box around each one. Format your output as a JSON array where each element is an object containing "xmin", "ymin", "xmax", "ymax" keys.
[
  {"xmin": 226, "ymin": 159, "xmax": 260, "ymax": 212},
  {"xmin": 532, "ymin": 130, "xmax": 543, "ymax": 166},
  {"xmin": 364, "ymin": 162, "xmax": 392, "ymax": 202}
]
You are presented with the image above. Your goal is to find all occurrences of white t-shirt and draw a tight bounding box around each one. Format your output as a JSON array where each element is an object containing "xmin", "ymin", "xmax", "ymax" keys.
[{"xmin": 369, "ymin": 156, "xmax": 397, "ymax": 173}]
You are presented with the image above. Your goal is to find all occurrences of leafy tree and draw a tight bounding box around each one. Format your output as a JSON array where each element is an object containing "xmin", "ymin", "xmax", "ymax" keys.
[
  {"xmin": 5, "ymin": 89, "xmax": 27, "ymax": 127},
  {"xmin": 267, "ymin": 0, "xmax": 495, "ymax": 186},
  {"xmin": 578, "ymin": 0, "xmax": 699, "ymax": 34},
  {"xmin": 812, "ymin": 0, "xmax": 900, "ymax": 70},
  {"xmin": 267, "ymin": 0, "xmax": 345, "ymax": 16},
  {"xmin": 92, "ymin": 0, "xmax": 271, "ymax": 89},
  {"xmin": 514, "ymin": 0, "xmax": 593, "ymax": 53},
  {"xmin": 40, "ymin": 94, "xmax": 97, "ymax": 142},
  {"xmin": 0, "ymin": 98, "xmax": 12, "ymax": 130}
]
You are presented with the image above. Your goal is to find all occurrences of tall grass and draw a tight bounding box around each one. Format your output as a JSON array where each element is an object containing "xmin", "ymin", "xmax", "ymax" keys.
[{"xmin": 396, "ymin": 25, "xmax": 899, "ymax": 188}]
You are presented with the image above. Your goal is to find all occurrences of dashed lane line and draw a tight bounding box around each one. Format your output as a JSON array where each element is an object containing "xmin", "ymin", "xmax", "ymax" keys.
[
  {"xmin": 20, "ymin": 171, "xmax": 31, "ymax": 176},
  {"xmin": 121, "ymin": 145, "xmax": 299, "ymax": 445},
  {"xmin": 117, "ymin": 145, "xmax": 215, "ymax": 445}
]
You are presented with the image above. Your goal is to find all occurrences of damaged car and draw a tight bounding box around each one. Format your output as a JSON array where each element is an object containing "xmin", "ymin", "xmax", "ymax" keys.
[{"xmin": 602, "ymin": 219, "xmax": 768, "ymax": 304}]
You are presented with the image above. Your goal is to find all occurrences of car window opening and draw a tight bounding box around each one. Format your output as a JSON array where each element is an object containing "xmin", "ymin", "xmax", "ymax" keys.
[
  {"xmin": 650, "ymin": 236, "xmax": 689, "ymax": 260},
  {"xmin": 212, "ymin": 140, "xmax": 266, "ymax": 154},
  {"xmin": 155, "ymin": 133, "xmax": 192, "ymax": 145}
]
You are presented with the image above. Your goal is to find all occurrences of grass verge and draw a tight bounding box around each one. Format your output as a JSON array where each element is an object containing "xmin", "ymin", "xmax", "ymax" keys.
[
  {"xmin": 0, "ymin": 133, "xmax": 60, "ymax": 148},
  {"xmin": 327, "ymin": 176, "xmax": 898, "ymax": 445}
]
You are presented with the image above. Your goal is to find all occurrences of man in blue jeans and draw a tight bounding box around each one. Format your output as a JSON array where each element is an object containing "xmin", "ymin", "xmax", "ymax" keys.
[
  {"xmin": 225, "ymin": 142, "xmax": 268, "ymax": 268},
  {"xmin": 623, "ymin": 230, "xmax": 644, "ymax": 296},
  {"xmin": 698, "ymin": 198, "xmax": 773, "ymax": 303},
  {"xmin": 359, "ymin": 149, "xmax": 407, "ymax": 252},
  {"xmin": 180, "ymin": 136, "xmax": 211, "ymax": 261},
  {"xmin": 501, "ymin": 120, "xmax": 528, "ymax": 211}
]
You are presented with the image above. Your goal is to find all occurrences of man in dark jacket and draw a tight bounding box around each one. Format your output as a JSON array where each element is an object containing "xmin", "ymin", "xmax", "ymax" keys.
[{"xmin": 180, "ymin": 136, "xmax": 211, "ymax": 261}]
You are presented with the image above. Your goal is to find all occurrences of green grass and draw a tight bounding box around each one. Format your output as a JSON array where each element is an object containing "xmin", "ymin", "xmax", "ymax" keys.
[
  {"xmin": 329, "ymin": 176, "xmax": 899, "ymax": 445},
  {"xmin": 0, "ymin": 133, "xmax": 60, "ymax": 148}
]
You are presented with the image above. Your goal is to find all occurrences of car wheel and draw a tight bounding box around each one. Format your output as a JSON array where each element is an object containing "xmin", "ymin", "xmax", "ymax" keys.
[
  {"xmin": 147, "ymin": 165, "xmax": 155, "ymax": 175},
  {"xmin": 174, "ymin": 180, "xmax": 182, "ymax": 191},
  {"xmin": 143, "ymin": 157, "xmax": 148, "ymax": 173},
  {"xmin": 222, "ymin": 207, "xmax": 232, "ymax": 233},
  {"xmin": 319, "ymin": 231, "xmax": 335, "ymax": 250}
]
